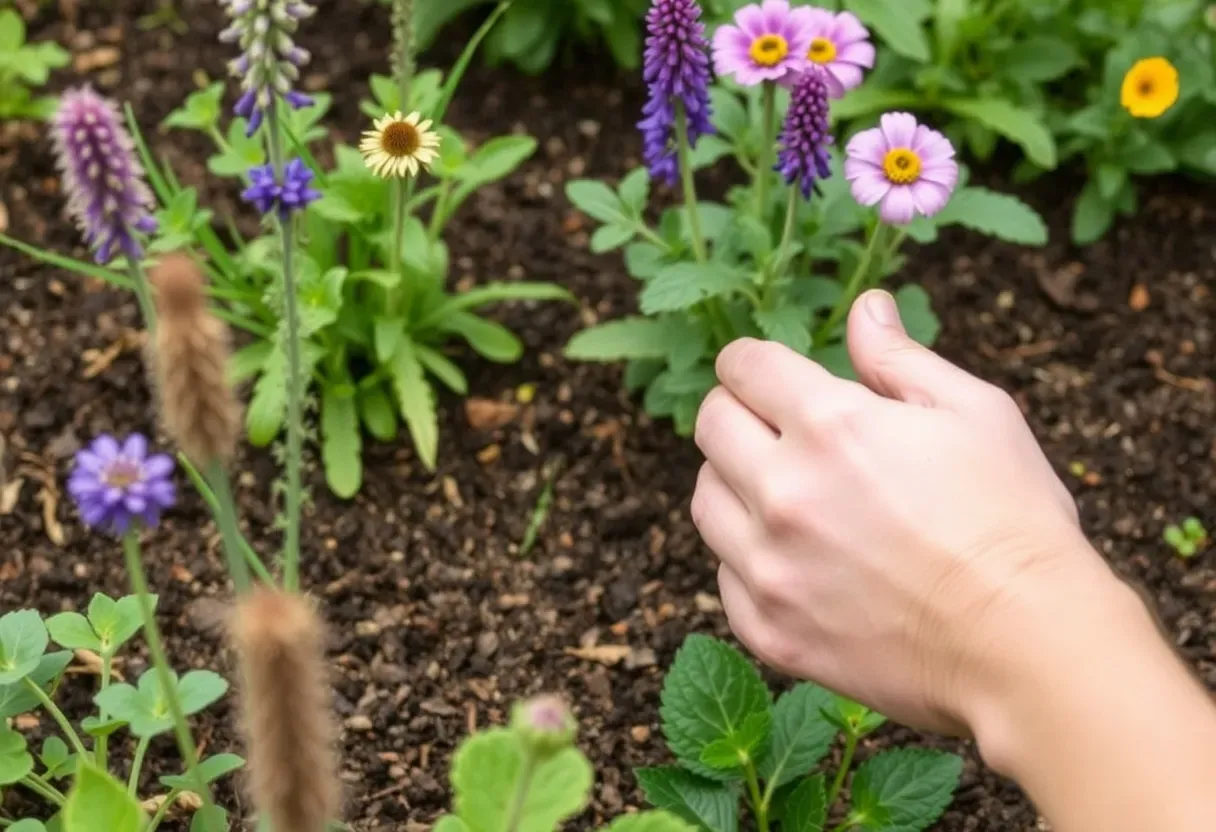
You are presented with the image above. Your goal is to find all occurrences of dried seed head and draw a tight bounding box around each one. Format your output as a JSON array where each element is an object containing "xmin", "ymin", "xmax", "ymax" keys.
[
  {"xmin": 148, "ymin": 254, "xmax": 241, "ymax": 467},
  {"xmin": 231, "ymin": 588, "xmax": 340, "ymax": 832}
]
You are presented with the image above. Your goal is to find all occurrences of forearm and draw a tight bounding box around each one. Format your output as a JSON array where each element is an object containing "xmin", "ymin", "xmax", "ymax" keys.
[{"xmin": 971, "ymin": 571, "xmax": 1216, "ymax": 832}]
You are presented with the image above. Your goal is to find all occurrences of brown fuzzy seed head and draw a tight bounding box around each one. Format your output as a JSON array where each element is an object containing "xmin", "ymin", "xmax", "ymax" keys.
[
  {"xmin": 232, "ymin": 589, "xmax": 341, "ymax": 832},
  {"xmin": 148, "ymin": 253, "xmax": 240, "ymax": 466}
]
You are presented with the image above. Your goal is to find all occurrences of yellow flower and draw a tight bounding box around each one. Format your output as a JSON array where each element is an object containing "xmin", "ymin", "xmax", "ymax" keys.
[
  {"xmin": 1121, "ymin": 57, "xmax": 1179, "ymax": 119},
  {"xmin": 359, "ymin": 111, "xmax": 441, "ymax": 178}
]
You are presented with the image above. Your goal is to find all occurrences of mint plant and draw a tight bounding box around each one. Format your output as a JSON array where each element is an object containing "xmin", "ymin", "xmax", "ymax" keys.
[
  {"xmin": 1164, "ymin": 517, "xmax": 1209, "ymax": 558},
  {"xmin": 640, "ymin": 635, "xmax": 962, "ymax": 832},
  {"xmin": 0, "ymin": 8, "xmax": 69, "ymax": 121}
]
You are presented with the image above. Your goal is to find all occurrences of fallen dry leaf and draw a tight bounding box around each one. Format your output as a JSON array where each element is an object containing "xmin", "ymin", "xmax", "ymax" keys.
[
  {"xmin": 563, "ymin": 644, "xmax": 633, "ymax": 666},
  {"xmin": 38, "ymin": 485, "xmax": 65, "ymax": 546},
  {"xmin": 0, "ymin": 477, "xmax": 23, "ymax": 515},
  {"xmin": 73, "ymin": 46, "xmax": 121, "ymax": 73},
  {"xmin": 465, "ymin": 398, "xmax": 519, "ymax": 430},
  {"xmin": 0, "ymin": 199, "xmax": 8, "ymax": 233},
  {"xmin": 82, "ymin": 329, "xmax": 143, "ymax": 379},
  {"xmin": 442, "ymin": 476, "xmax": 464, "ymax": 508}
]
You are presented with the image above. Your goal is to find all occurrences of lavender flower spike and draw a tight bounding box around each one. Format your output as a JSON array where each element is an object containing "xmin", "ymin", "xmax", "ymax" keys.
[
  {"xmin": 51, "ymin": 87, "xmax": 158, "ymax": 264},
  {"xmin": 639, "ymin": 0, "xmax": 714, "ymax": 185},
  {"xmin": 68, "ymin": 434, "xmax": 176, "ymax": 535},
  {"xmin": 221, "ymin": 0, "xmax": 316, "ymax": 136},
  {"xmin": 776, "ymin": 69, "xmax": 833, "ymax": 199},
  {"xmin": 241, "ymin": 158, "xmax": 320, "ymax": 218}
]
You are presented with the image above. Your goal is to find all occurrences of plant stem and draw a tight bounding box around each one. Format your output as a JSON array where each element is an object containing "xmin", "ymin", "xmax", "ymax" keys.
[
  {"xmin": 744, "ymin": 761, "xmax": 770, "ymax": 832},
  {"xmin": 392, "ymin": 0, "xmax": 416, "ymax": 109},
  {"xmin": 675, "ymin": 102, "xmax": 707, "ymax": 263},
  {"xmin": 763, "ymin": 186, "xmax": 801, "ymax": 302},
  {"xmin": 816, "ymin": 223, "xmax": 886, "ymax": 348},
  {"xmin": 504, "ymin": 754, "xmax": 537, "ymax": 832},
  {"xmin": 827, "ymin": 730, "xmax": 860, "ymax": 808},
  {"xmin": 428, "ymin": 180, "xmax": 450, "ymax": 241},
  {"xmin": 206, "ymin": 462, "xmax": 252, "ymax": 593},
  {"xmin": 145, "ymin": 789, "xmax": 183, "ymax": 831},
  {"xmin": 96, "ymin": 651, "xmax": 113, "ymax": 766},
  {"xmin": 755, "ymin": 82, "xmax": 777, "ymax": 220},
  {"xmin": 393, "ymin": 177, "xmax": 408, "ymax": 273},
  {"xmin": 121, "ymin": 532, "xmax": 220, "ymax": 830},
  {"xmin": 177, "ymin": 453, "xmax": 274, "ymax": 583},
  {"xmin": 127, "ymin": 735, "xmax": 151, "ymax": 796},
  {"xmin": 22, "ymin": 773, "xmax": 66, "ymax": 805},
  {"xmin": 21, "ymin": 679, "xmax": 87, "ymax": 758},
  {"xmin": 127, "ymin": 260, "xmax": 157, "ymax": 336}
]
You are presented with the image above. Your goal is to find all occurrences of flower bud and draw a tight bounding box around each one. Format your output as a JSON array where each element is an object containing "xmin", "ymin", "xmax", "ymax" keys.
[{"xmin": 510, "ymin": 695, "xmax": 577, "ymax": 763}]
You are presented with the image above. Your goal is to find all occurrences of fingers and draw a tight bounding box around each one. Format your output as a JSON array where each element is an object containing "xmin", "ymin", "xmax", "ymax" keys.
[
  {"xmin": 691, "ymin": 463, "xmax": 754, "ymax": 571},
  {"xmin": 717, "ymin": 563, "xmax": 808, "ymax": 679},
  {"xmin": 695, "ymin": 386, "xmax": 778, "ymax": 500}
]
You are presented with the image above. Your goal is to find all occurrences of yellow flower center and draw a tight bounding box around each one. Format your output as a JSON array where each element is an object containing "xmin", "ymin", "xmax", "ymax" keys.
[
  {"xmin": 103, "ymin": 461, "xmax": 140, "ymax": 489},
  {"xmin": 1121, "ymin": 57, "xmax": 1180, "ymax": 119},
  {"xmin": 808, "ymin": 37, "xmax": 837, "ymax": 64},
  {"xmin": 381, "ymin": 121, "xmax": 421, "ymax": 157},
  {"xmin": 882, "ymin": 148, "xmax": 922, "ymax": 185},
  {"xmin": 749, "ymin": 34, "xmax": 789, "ymax": 67}
]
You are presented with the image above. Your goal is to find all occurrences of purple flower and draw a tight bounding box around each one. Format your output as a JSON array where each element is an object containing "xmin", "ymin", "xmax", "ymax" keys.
[
  {"xmin": 241, "ymin": 158, "xmax": 321, "ymax": 218},
  {"xmin": 712, "ymin": 0, "xmax": 815, "ymax": 87},
  {"xmin": 801, "ymin": 9, "xmax": 874, "ymax": 97},
  {"xmin": 638, "ymin": 0, "xmax": 714, "ymax": 185},
  {"xmin": 776, "ymin": 69, "xmax": 833, "ymax": 199},
  {"xmin": 68, "ymin": 434, "xmax": 176, "ymax": 535},
  {"xmin": 844, "ymin": 112, "xmax": 959, "ymax": 225},
  {"xmin": 220, "ymin": 0, "xmax": 316, "ymax": 136},
  {"xmin": 51, "ymin": 87, "xmax": 157, "ymax": 265}
]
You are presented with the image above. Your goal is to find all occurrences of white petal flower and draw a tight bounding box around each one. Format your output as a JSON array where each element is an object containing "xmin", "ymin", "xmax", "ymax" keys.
[{"xmin": 359, "ymin": 111, "xmax": 442, "ymax": 179}]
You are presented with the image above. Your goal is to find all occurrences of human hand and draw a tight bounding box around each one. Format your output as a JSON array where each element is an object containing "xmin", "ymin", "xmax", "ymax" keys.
[{"xmin": 692, "ymin": 289, "xmax": 1126, "ymax": 736}]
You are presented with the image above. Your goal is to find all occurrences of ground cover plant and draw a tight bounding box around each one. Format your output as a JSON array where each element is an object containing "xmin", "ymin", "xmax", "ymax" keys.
[{"xmin": 0, "ymin": 7, "xmax": 69, "ymax": 121}]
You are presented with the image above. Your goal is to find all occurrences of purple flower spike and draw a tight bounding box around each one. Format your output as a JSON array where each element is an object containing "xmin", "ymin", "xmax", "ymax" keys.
[
  {"xmin": 776, "ymin": 69, "xmax": 833, "ymax": 199},
  {"xmin": 639, "ymin": 0, "xmax": 714, "ymax": 185},
  {"xmin": 51, "ymin": 87, "xmax": 158, "ymax": 264},
  {"xmin": 241, "ymin": 158, "xmax": 320, "ymax": 219},
  {"xmin": 221, "ymin": 0, "xmax": 316, "ymax": 134},
  {"xmin": 68, "ymin": 434, "xmax": 176, "ymax": 536}
]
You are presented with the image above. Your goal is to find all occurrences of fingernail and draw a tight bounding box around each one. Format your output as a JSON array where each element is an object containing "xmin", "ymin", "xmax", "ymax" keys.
[{"xmin": 865, "ymin": 290, "xmax": 900, "ymax": 328}]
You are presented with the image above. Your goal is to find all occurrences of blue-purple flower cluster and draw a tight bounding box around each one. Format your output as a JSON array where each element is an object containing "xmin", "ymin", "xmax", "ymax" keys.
[
  {"xmin": 68, "ymin": 434, "xmax": 176, "ymax": 535},
  {"xmin": 241, "ymin": 158, "xmax": 320, "ymax": 218},
  {"xmin": 776, "ymin": 69, "xmax": 833, "ymax": 199},
  {"xmin": 639, "ymin": 0, "xmax": 714, "ymax": 185},
  {"xmin": 220, "ymin": 0, "xmax": 316, "ymax": 135}
]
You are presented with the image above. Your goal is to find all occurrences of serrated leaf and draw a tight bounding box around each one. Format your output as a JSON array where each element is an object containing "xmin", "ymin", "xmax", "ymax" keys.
[
  {"xmin": 941, "ymin": 99, "xmax": 1057, "ymax": 169},
  {"xmin": 754, "ymin": 307, "xmax": 812, "ymax": 354},
  {"xmin": 700, "ymin": 710, "xmax": 772, "ymax": 772},
  {"xmin": 603, "ymin": 810, "xmax": 700, "ymax": 832},
  {"xmin": 451, "ymin": 729, "xmax": 592, "ymax": 832},
  {"xmin": 758, "ymin": 683, "xmax": 837, "ymax": 789},
  {"xmin": 783, "ymin": 774, "xmax": 827, "ymax": 832},
  {"xmin": 932, "ymin": 187, "xmax": 1047, "ymax": 245},
  {"xmin": 566, "ymin": 317, "xmax": 671, "ymax": 362},
  {"xmin": 322, "ymin": 386, "xmax": 362, "ymax": 499},
  {"xmin": 659, "ymin": 635, "xmax": 771, "ymax": 781},
  {"xmin": 0, "ymin": 651, "xmax": 72, "ymax": 719},
  {"xmin": 641, "ymin": 263, "xmax": 751, "ymax": 315},
  {"xmin": 851, "ymin": 749, "xmax": 962, "ymax": 832},
  {"xmin": 389, "ymin": 339, "xmax": 439, "ymax": 471},
  {"xmin": 46, "ymin": 612, "xmax": 101, "ymax": 653},
  {"xmin": 0, "ymin": 610, "xmax": 48, "ymax": 685},
  {"xmin": 63, "ymin": 763, "xmax": 144, "ymax": 832},
  {"xmin": 893, "ymin": 285, "xmax": 939, "ymax": 347},
  {"xmin": 160, "ymin": 753, "xmax": 245, "ymax": 790},
  {"xmin": 845, "ymin": 0, "xmax": 930, "ymax": 62},
  {"xmin": 0, "ymin": 726, "xmax": 33, "ymax": 785},
  {"xmin": 637, "ymin": 767, "xmax": 737, "ymax": 832}
]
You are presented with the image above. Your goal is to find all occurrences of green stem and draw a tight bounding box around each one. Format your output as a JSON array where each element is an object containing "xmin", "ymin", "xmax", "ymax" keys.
[
  {"xmin": 393, "ymin": 0, "xmax": 416, "ymax": 111},
  {"xmin": 96, "ymin": 651, "xmax": 113, "ymax": 766},
  {"xmin": 121, "ymin": 532, "xmax": 219, "ymax": 830},
  {"xmin": 206, "ymin": 463, "xmax": 252, "ymax": 593},
  {"xmin": 504, "ymin": 754, "xmax": 537, "ymax": 832},
  {"xmin": 22, "ymin": 773, "xmax": 66, "ymax": 805},
  {"xmin": 127, "ymin": 261, "xmax": 157, "ymax": 336},
  {"xmin": 393, "ymin": 177, "xmax": 408, "ymax": 273},
  {"xmin": 637, "ymin": 224, "xmax": 671, "ymax": 251},
  {"xmin": 763, "ymin": 186, "xmax": 801, "ymax": 301},
  {"xmin": 816, "ymin": 223, "xmax": 887, "ymax": 348},
  {"xmin": 827, "ymin": 730, "xmax": 860, "ymax": 808},
  {"xmin": 828, "ymin": 822, "xmax": 857, "ymax": 832},
  {"xmin": 127, "ymin": 735, "xmax": 151, "ymax": 796},
  {"xmin": 755, "ymin": 83, "xmax": 777, "ymax": 219},
  {"xmin": 177, "ymin": 453, "xmax": 274, "ymax": 583},
  {"xmin": 675, "ymin": 102, "xmax": 707, "ymax": 263},
  {"xmin": 428, "ymin": 180, "xmax": 450, "ymax": 241},
  {"xmin": 744, "ymin": 762, "xmax": 770, "ymax": 832},
  {"xmin": 279, "ymin": 216, "xmax": 305, "ymax": 593},
  {"xmin": 21, "ymin": 679, "xmax": 87, "ymax": 758},
  {"xmin": 145, "ymin": 789, "xmax": 183, "ymax": 832}
]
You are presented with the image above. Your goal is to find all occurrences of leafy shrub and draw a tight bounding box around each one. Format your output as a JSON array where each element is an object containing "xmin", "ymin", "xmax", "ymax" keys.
[{"xmin": 0, "ymin": 8, "xmax": 69, "ymax": 121}]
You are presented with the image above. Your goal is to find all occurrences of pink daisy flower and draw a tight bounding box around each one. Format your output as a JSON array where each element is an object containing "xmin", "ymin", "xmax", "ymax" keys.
[
  {"xmin": 712, "ymin": 0, "xmax": 815, "ymax": 87},
  {"xmin": 844, "ymin": 112, "xmax": 959, "ymax": 225},
  {"xmin": 802, "ymin": 9, "xmax": 875, "ymax": 97}
]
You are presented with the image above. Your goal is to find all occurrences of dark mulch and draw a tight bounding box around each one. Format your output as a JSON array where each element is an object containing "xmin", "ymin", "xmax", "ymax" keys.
[{"xmin": 1, "ymin": 1, "xmax": 1213, "ymax": 830}]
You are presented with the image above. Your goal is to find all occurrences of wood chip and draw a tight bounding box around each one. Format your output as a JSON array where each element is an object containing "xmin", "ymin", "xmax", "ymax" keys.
[
  {"xmin": 0, "ymin": 199, "xmax": 8, "ymax": 233},
  {"xmin": 563, "ymin": 644, "xmax": 633, "ymax": 666},
  {"xmin": 630, "ymin": 725, "xmax": 651, "ymax": 743},
  {"xmin": 73, "ymin": 46, "xmax": 121, "ymax": 73},
  {"xmin": 442, "ymin": 476, "xmax": 463, "ymax": 508},
  {"xmin": 0, "ymin": 477, "xmax": 23, "ymax": 515},
  {"xmin": 1129, "ymin": 283, "xmax": 1150, "ymax": 311},
  {"xmin": 465, "ymin": 398, "xmax": 519, "ymax": 430},
  {"xmin": 38, "ymin": 484, "xmax": 65, "ymax": 546}
]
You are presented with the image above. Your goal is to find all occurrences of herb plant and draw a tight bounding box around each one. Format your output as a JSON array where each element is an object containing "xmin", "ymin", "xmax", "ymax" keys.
[
  {"xmin": 640, "ymin": 635, "xmax": 963, "ymax": 832},
  {"xmin": 0, "ymin": 8, "xmax": 69, "ymax": 121},
  {"xmin": 1164, "ymin": 517, "xmax": 1209, "ymax": 558},
  {"xmin": 564, "ymin": 0, "xmax": 1046, "ymax": 435}
]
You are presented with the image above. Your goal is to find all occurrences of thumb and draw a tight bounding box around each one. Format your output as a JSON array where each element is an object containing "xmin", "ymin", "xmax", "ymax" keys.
[{"xmin": 846, "ymin": 290, "xmax": 982, "ymax": 409}]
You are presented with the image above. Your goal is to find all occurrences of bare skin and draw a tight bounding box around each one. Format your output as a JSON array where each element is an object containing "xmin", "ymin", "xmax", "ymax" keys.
[{"xmin": 692, "ymin": 289, "xmax": 1216, "ymax": 832}]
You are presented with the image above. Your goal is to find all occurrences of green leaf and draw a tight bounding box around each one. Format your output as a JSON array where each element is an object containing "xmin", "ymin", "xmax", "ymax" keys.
[
  {"xmin": 566, "ymin": 180, "xmax": 629, "ymax": 225},
  {"xmin": 0, "ymin": 610, "xmax": 48, "ymax": 685},
  {"xmin": 374, "ymin": 316, "xmax": 406, "ymax": 365},
  {"xmin": 415, "ymin": 282, "xmax": 572, "ymax": 331},
  {"xmin": 451, "ymin": 728, "xmax": 592, "ymax": 832},
  {"xmin": 389, "ymin": 340, "xmax": 440, "ymax": 471},
  {"xmin": 754, "ymin": 307, "xmax": 811, "ymax": 355},
  {"xmin": 782, "ymin": 775, "xmax": 827, "ymax": 832},
  {"xmin": 641, "ymin": 263, "xmax": 751, "ymax": 315},
  {"xmin": 941, "ymin": 99, "xmax": 1057, "ymax": 169},
  {"xmin": 0, "ymin": 9, "xmax": 27, "ymax": 52},
  {"xmin": 845, "ymin": 0, "xmax": 930, "ymax": 62},
  {"xmin": 758, "ymin": 683, "xmax": 837, "ymax": 789},
  {"xmin": 809, "ymin": 344, "xmax": 855, "ymax": 380},
  {"xmin": 63, "ymin": 763, "xmax": 144, "ymax": 832},
  {"xmin": 358, "ymin": 384, "xmax": 398, "ymax": 442},
  {"xmin": 322, "ymin": 386, "xmax": 363, "ymax": 499},
  {"xmin": 893, "ymin": 285, "xmax": 939, "ymax": 347},
  {"xmin": 660, "ymin": 634, "xmax": 771, "ymax": 781},
  {"xmin": 79, "ymin": 718, "xmax": 127, "ymax": 739},
  {"xmin": 1001, "ymin": 36, "xmax": 1080, "ymax": 82},
  {"xmin": 96, "ymin": 670, "xmax": 228, "ymax": 738},
  {"xmin": 207, "ymin": 119, "xmax": 266, "ymax": 178},
  {"xmin": 831, "ymin": 87, "xmax": 924, "ymax": 122},
  {"xmin": 415, "ymin": 344, "xmax": 469, "ymax": 395},
  {"xmin": 1123, "ymin": 142, "xmax": 1174, "ymax": 175},
  {"xmin": 439, "ymin": 312, "xmax": 523, "ymax": 363},
  {"xmin": 160, "ymin": 753, "xmax": 245, "ymax": 790},
  {"xmin": 453, "ymin": 135, "xmax": 537, "ymax": 194},
  {"xmin": 1095, "ymin": 163, "xmax": 1126, "ymax": 200},
  {"xmin": 9, "ymin": 820, "xmax": 48, "ymax": 832},
  {"xmin": 90, "ymin": 595, "xmax": 152, "ymax": 654},
  {"xmin": 163, "ymin": 82, "xmax": 225, "ymax": 132},
  {"xmin": 699, "ymin": 710, "xmax": 772, "ymax": 773},
  {"xmin": 850, "ymin": 749, "xmax": 962, "ymax": 832},
  {"xmin": 625, "ymin": 242, "xmax": 669, "ymax": 280},
  {"xmin": 0, "ymin": 726, "xmax": 33, "ymax": 785},
  {"xmin": 46, "ymin": 612, "xmax": 101, "ymax": 653},
  {"xmin": 932, "ymin": 187, "xmax": 1047, "ymax": 246},
  {"xmin": 40, "ymin": 737, "xmax": 73, "ymax": 779},
  {"xmin": 603, "ymin": 811, "xmax": 700, "ymax": 832},
  {"xmin": 709, "ymin": 87, "xmax": 749, "ymax": 142},
  {"xmin": 1071, "ymin": 180, "xmax": 1115, "ymax": 245},
  {"xmin": 434, "ymin": 817, "xmax": 471, "ymax": 832},
  {"xmin": 618, "ymin": 168, "xmax": 651, "ymax": 212},
  {"xmin": 191, "ymin": 806, "xmax": 228, "ymax": 832},
  {"xmin": 636, "ymin": 767, "xmax": 738, "ymax": 832},
  {"xmin": 566, "ymin": 317, "xmax": 671, "ymax": 362},
  {"xmin": 0, "ymin": 651, "xmax": 72, "ymax": 719},
  {"xmin": 592, "ymin": 224, "xmax": 638, "ymax": 253},
  {"xmin": 825, "ymin": 696, "xmax": 886, "ymax": 737},
  {"xmin": 690, "ymin": 136, "xmax": 735, "ymax": 171},
  {"xmin": 246, "ymin": 341, "xmax": 287, "ymax": 446}
]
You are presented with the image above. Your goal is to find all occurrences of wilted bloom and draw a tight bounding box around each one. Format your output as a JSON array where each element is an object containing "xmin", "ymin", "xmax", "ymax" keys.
[
  {"xmin": 241, "ymin": 158, "xmax": 320, "ymax": 218},
  {"xmin": 510, "ymin": 695, "xmax": 577, "ymax": 763},
  {"xmin": 1121, "ymin": 57, "xmax": 1179, "ymax": 119},
  {"xmin": 638, "ymin": 0, "xmax": 714, "ymax": 185},
  {"xmin": 359, "ymin": 112, "xmax": 441, "ymax": 178},
  {"xmin": 800, "ymin": 8, "xmax": 874, "ymax": 97},
  {"xmin": 220, "ymin": 0, "xmax": 316, "ymax": 135},
  {"xmin": 776, "ymin": 69, "xmax": 833, "ymax": 199},
  {"xmin": 51, "ymin": 87, "xmax": 157, "ymax": 264},
  {"xmin": 713, "ymin": 0, "xmax": 814, "ymax": 87},
  {"xmin": 845, "ymin": 112, "xmax": 958, "ymax": 225},
  {"xmin": 68, "ymin": 434, "xmax": 176, "ymax": 535}
]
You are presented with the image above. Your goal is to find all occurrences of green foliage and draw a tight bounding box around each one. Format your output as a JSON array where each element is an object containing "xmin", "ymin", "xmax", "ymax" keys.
[
  {"xmin": 1163, "ymin": 516, "xmax": 1209, "ymax": 558},
  {"xmin": 63, "ymin": 763, "xmax": 144, "ymax": 832},
  {"xmin": 642, "ymin": 635, "xmax": 964, "ymax": 832},
  {"xmin": 0, "ymin": 8, "xmax": 69, "ymax": 121}
]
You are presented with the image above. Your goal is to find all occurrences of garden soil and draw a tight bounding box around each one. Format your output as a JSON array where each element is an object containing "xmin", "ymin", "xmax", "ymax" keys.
[{"xmin": 1, "ymin": 2, "xmax": 1213, "ymax": 830}]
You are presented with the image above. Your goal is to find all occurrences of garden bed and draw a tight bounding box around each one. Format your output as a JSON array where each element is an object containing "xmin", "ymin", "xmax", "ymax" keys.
[{"xmin": 1, "ymin": 1, "xmax": 1214, "ymax": 830}]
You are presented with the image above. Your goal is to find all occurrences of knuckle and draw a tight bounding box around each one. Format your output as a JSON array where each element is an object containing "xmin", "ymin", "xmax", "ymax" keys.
[
  {"xmin": 977, "ymin": 384, "xmax": 1022, "ymax": 421},
  {"xmin": 757, "ymin": 476, "xmax": 807, "ymax": 532},
  {"xmin": 746, "ymin": 623, "xmax": 801, "ymax": 674},
  {"xmin": 718, "ymin": 338, "xmax": 774, "ymax": 381},
  {"xmin": 806, "ymin": 395, "xmax": 864, "ymax": 437},
  {"xmin": 690, "ymin": 464, "xmax": 714, "ymax": 528}
]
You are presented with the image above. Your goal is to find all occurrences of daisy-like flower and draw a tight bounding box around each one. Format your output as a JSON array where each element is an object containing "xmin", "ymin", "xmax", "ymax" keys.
[
  {"xmin": 844, "ymin": 112, "xmax": 958, "ymax": 225},
  {"xmin": 713, "ymin": 0, "xmax": 814, "ymax": 87},
  {"xmin": 360, "ymin": 112, "xmax": 441, "ymax": 179},
  {"xmin": 800, "ymin": 8, "xmax": 874, "ymax": 97},
  {"xmin": 1121, "ymin": 57, "xmax": 1180, "ymax": 119},
  {"xmin": 67, "ymin": 434, "xmax": 176, "ymax": 535}
]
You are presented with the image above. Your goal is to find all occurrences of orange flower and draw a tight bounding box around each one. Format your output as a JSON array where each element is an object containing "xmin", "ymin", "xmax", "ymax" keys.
[{"xmin": 1121, "ymin": 57, "xmax": 1179, "ymax": 119}]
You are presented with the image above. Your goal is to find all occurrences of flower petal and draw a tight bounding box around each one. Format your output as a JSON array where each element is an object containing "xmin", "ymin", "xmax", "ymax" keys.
[
  {"xmin": 911, "ymin": 126, "xmax": 955, "ymax": 162},
  {"xmin": 142, "ymin": 454, "xmax": 175, "ymax": 479},
  {"xmin": 880, "ymin": 112, "xmax": 919, "ymax": 149},
  {"xmin": 849, "ymin": 168, "xmax": 892, "ymax": 207},
  {"xmin": 879, "ymin": 186, "xmax": 917, "ymax": 224},
  {"xmin": 826, "ymin": 62, "xmax": 865, "ymax": 94},
  {"xmin": 909, "ymin": 181, "xmax": 953, "ymax": 217},
  {"xmin": 919, "ymin": 159, "xmax": 959, "ymax": 190},
  {"xmin": 803, "ymin": 7, "xmax": 835, "ymax": 36},
  {"xmin": 761, "ymin": 0, "xmax": 792, "ymax": 35},
  {"xmin": 837, "ymin": 41, "xmax": 875, "ymax": 68},
  {"xmin": 845, "ymin": 126, "xmax": 888, "ymax": 166},
  {"xmin": 92, "ymin": 435, "xmax": 121, "ymax": 461},
  {"xmin": 735, "ymin": 4, "xmax": 767, "ymax": 37},
  {"xmin": 121, "ymin": 433, "xmax": 148, "ymax": 461},
  {"xmin": 830, "ymin": 11, "xmax": 870, "ymax": 45}
]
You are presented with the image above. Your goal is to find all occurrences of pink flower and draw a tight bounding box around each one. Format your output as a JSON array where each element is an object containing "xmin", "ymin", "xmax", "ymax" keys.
[
  {"xmin": 844, "ymin": 112, "xmax": 959, "ymax": 225},
  {"xmin": 712, "ymin": 0, "xmax": 815, "ymax": 87},
  {"xmin": 802, "ymin": 9, "xmax": 874, "ymax": 97}
]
